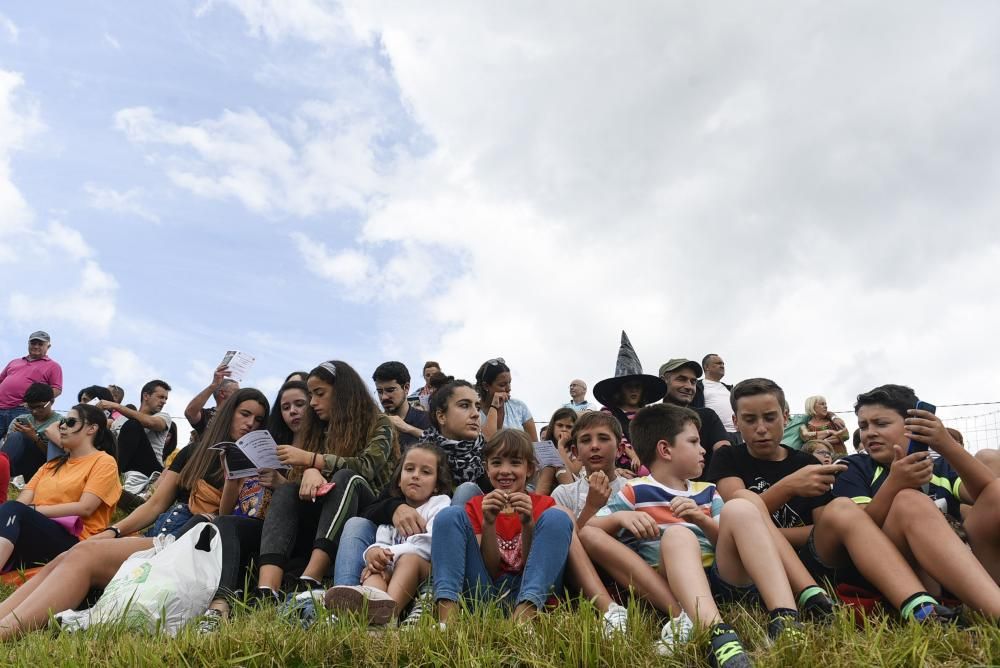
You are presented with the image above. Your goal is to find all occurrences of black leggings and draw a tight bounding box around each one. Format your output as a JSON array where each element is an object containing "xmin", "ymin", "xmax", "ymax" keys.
[
  {"xmin": 0, "ymin": 502, "xmax": 79, "ymax": 569},
  {"xmin": 258, "ymin": 469, "xmax": 376, "ymax": 570}
]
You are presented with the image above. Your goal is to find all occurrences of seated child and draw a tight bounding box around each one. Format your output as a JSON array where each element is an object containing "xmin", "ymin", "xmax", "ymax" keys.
[
  {"xmin": 801, "ymin": 440, "xmax": 833, "ymax": 465},
  {"xmin": 588, "ymin": 404, "xmax": 803, "ymax": 667},
  {"xmin": 431, "ymin": 429, "xmax": 573, "ymax": 623},
  {"xmin": 534, "ymin": 407, "xmax": 578, "ymax": 493},
  {"xmin": 551, "ymin": 411, "xmax": 638, "ymax": 635},
  {"xmin": 325, "ymin": 442, "xmax": 452, "ymax": 624},
  {"xmin": 831, "ymin": 384, "xmax": 1000, "ymax": 617},
  {"xmin": 706, "ymin": 378, "xmax": 961, "ymax": 623}
]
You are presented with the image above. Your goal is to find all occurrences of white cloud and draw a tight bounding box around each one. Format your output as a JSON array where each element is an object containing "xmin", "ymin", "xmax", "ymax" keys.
[
  {"xmin": 114, "ymin": 104, "xmax": 383, "ymax": 217},
  {"xmin": 84, "ymin": 184, "xmax": 160, "ymax": 223},
  {"xmin": 0, "ymin": 69, "xmax": 43, "ymax": 244},
  {"xmin": 112, "ymin": 3, "xmax": 1000, "ymax": 449},
  {"xmin": 0, "ymin": 14, "xmax": 17, "ymax": 43},
  {"xmin": 199, "ymin": 0, "xmax": 347, "ymax": 44}
]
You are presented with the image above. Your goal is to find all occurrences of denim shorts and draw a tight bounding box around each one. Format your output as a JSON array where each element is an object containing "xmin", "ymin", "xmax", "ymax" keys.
[
  {"xmin": 146, "ymin": 502, "xmax": 196, "ymax": 538},
  {"xmin": 706, "ymin": 562, "xmax": 759, "ymax": 604}
]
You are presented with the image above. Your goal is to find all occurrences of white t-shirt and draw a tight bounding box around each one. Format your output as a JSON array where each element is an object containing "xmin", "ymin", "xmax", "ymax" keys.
[
  {"xmin": 552, "ymin": 474, "xmax": 628, "ymax": 519},
  {"xmin": 702, "ymin": 380, "xmax": 735, "ymax": 432},
  {"xmin": 146, "ymin": 411, "xmax": 171, "ymax": 464}
]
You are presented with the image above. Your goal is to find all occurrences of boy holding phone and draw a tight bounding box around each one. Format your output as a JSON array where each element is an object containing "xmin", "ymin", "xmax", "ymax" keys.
[
  {"xmin": 831, "ymin": 384, "xmax": 1000, "ymax": 618},
  {"xmin": 706, "ymin": 378, "xmax": 962, "ymax": 623}
]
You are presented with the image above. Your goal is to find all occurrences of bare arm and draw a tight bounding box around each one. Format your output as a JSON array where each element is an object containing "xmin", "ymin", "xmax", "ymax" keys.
[
  {"xmin": 100, "ymin": 402, "xmax": 168, "ymax": 432},
  {"xmin": 35, "ymin": 491, "xmax": 104, "ymax": 519},
  {"xmin": 522, "ymin": 419, "xmax": 538, "ymax": 443},
  {"xmin": 185, "ymin": 365, "xmax": 229, "ymax": 425},
  {"xmin": 99, "ymin": 470, "xmax": 180, "ymax": 537}
]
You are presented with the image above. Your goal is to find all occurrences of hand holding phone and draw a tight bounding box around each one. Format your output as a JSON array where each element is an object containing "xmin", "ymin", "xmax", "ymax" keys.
[{"xmin": 907, "ymin": 400, "xmax": 938, "ymax": 455}]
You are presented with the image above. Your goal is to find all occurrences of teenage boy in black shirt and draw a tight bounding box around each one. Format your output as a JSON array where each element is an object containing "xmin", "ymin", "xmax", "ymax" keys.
[{"xmin": 705, "ymin": 378, "xmax": 958, "ymax": 623}]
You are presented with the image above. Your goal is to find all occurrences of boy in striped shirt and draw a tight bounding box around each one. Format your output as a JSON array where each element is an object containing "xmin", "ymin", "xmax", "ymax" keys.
[{"xmin": 587, "ymin": 404, "xmax": 803, "ymax": 667}]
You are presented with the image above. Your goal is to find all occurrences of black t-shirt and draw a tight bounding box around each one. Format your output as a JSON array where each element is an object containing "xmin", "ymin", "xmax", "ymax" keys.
[
  {"xmin": 693, "ymin": 406, "xmax": 729, "ymax": 479},
  {"xmin": 400, "ymin": 407, "xmax": 432, "ymax": 448},
  {"xmin": 168, "ymin": 443, "xmax": 224, "ymax": 504},
  {"xmin": 191, "ymin": 406, "xmax": 217, "ymax": 436},
  {"xmin": 704, "ymin": 443, "xmax": 830, "ymax": 527}
]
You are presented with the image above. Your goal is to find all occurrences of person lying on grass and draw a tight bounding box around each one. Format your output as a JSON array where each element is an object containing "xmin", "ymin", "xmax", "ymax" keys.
[
  {"xmin": 0, "ymin": 390, "xmax": 268, "ymax": 640},
  {"xmin": 0, "ymin": 404, "xmax": 120, "ymax": 572},
  {"xmin": 705, "ymin": 377, "xmax": 963, "ymax": 624},
  {"xmin": 829, "ymin": 384, "xmax": 1000, "ymax": 617},
  {"xmin": 431, "ymin": 429, "xmax": 573, "ymax": 625},
  {"xmin": 324, "ymin": 442, "xmax": 451, "ymax": 625}
]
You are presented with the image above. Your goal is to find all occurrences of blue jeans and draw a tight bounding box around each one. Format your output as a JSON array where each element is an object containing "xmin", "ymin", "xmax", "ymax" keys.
[
  {"xmin": 333, "ymin": 516, "xmax": 377, "ymax": 585},
  {"xmin": 431, "ymin": 505, "xmax": 572, "ymax": 610},
  {"xmin": 0, "ymin": 431, "xmax": 60, "ymax": 480},
  {"xmin": 0, "ymin": 408, "xmax": 24, "ymax": 441},
  {"xmin": 451, "ymin": 482, "xmax": 484, "ymax": 508}
]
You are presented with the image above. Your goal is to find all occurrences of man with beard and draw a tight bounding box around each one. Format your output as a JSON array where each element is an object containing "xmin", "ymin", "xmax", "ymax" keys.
[
  {"xmin": 660, "ymin": 358, "xmax": 730, "ymax": 476},
  {"xmin": 373, "ymin": 361, "xmax": 431, "ymax": 448}
]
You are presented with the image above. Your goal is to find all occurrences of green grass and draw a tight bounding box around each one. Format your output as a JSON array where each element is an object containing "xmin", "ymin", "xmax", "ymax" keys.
[
  {"xmin": 0, "ymin": 591, "xmax": 997, "ymax": 667},
  {"xmin": 3, "ymin": 485, "xmax": 998, "ymax": 667}
]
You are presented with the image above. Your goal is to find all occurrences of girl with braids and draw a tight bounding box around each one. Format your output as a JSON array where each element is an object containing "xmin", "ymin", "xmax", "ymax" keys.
[
  {"xmin": 0, "ymin": 389, "xmax": 268, "ymax": 640},
  {"xmin": 0, "ymin": 404, "xmax": 120, "ymax": 571},
  {"xmin": 256, "ymin": 361, "xmax": 397, "ymax": 620},
  {"xmin": 475, "ymin": 358, "xmax": 538, "ymax": 441}
]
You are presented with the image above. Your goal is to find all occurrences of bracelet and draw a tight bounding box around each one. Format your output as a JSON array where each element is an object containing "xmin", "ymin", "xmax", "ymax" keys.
[
  {"xmin": 103, "ymin": 526, "xmax": 122, "ymax": 538},
  {"xmin": 313, "ymin": 452, "xmax": 320, "ymax": 469},
  {"xmin": 490, "ymin": 404, "xmax": 500, "ymax": 411}
]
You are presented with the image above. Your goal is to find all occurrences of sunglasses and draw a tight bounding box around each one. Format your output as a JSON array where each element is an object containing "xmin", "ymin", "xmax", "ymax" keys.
[
  {"xmin": 486, "ymin": 357, "xmax": 506, "ymax": 367},
  {"xmin": 59, "ymin": 417, "xmax": 84, "ymax": 428}
]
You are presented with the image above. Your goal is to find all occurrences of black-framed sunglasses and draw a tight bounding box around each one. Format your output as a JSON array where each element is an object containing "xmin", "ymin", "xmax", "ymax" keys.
[
  {"xmin": 486, "ymin": 357, "xmax": 506, "ymax": 366},
  {"xmin": 59, "ymin": 417, "xmax": 83, "ymax": 428}
]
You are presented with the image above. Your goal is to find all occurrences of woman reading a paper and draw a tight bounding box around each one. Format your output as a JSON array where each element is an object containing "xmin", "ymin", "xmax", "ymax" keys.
[
  {"xmin": 0, "ymin": 389, "xmax": 269, "ymax": 640},
  {"xmin": 254, "ymin": 361, "xmax": 398, "ymax": 623}
]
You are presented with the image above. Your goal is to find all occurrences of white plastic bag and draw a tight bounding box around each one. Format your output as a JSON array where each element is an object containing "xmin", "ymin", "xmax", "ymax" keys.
[{"xmin": 56, "ymin": 523, "xmax": 223, "ymax": 635}]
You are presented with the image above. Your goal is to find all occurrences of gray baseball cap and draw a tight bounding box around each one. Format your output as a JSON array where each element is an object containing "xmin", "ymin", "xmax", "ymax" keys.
[{"xmin": 28, "ymin": 331, "xmax": 51, "ymax": 343}]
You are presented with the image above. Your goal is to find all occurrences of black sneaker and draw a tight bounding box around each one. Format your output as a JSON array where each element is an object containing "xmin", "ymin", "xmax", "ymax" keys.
[
  {"xmin": 801, "ymin": 591, "xmax": 837, "ymax": 621},
  {"xmin": 923, "ymin": 604, "xmax": 963, "ymax": 625},
  {"xmin": 767, "ymin": 614, "xmax": 805, "ymax": 644},
  {"xmin": 196, "ymin": 608, "xmax": 224, "ymax": 635},
  {"xmin": 708, "ymin": 623, "xmax": 752, "ymax": 668}
]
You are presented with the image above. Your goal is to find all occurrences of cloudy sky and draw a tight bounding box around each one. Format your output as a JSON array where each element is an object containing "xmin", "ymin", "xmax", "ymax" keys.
[{"xmin": 1, "ymin": 2, "xmax": 999, "ymax": 448}]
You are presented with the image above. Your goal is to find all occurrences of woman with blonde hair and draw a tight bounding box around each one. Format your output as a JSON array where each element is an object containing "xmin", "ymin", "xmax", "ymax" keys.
[{"xmin": 800, "ymin": 395, "xmax": 849, "ymax": 456}]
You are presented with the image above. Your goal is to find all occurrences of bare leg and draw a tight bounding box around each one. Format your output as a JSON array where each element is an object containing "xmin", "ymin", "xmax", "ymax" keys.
[
  {"xmin": 0, "ymin": 537, "xmax": 13, "ymax": 568},
  {"xmin": 659, "ymin": 527, "xmax": 721, "ymax": 627},
  {"xmin": 512, "ymin": 601, "xmax": 537, "ymax": 621},
  {"xmin": 565, "ymin": 532, "xmax": 614, "ymax": 612},
  {"xmin": 437, "ymin": 599, "xmax": 458, "ymax": 623},
  {"xmin": 975, "ymin": 449, "xmax": 1000, "ymax": 477},
  {"xmin": 812, "ymin": 497, "xmax": 930, "ymax": 609},
  {"xmin": 301, "ymin": 549, "xmax": 332, "ymax": 584},
  {"xmin": 384, "ymin": 554, "xmax": 430, "ymax": 617},
  {"xmin": 0, "ymin": 537, "xmax": 152, "ymax": 640},
  {"xmin": 714, "ymin": 498, "xmax": 796, "ymax": 611},
  {"xmin": 730, "ymin": 490, "xmax": 820, "ymax": 594},
  {"xmin": 964, "ymin": 479, "xmax": 1000, "ymax": 586},
  {"xmin": 258, "ymin": 565, "xmax": 283, "ymax": 591},
  {"xmin": 882, "ymin": 489, "xmax": 1000, "ymax": 616},
  {"xmin": 579, "ymin": 526, "xmax": 680, "ymax": 616}
]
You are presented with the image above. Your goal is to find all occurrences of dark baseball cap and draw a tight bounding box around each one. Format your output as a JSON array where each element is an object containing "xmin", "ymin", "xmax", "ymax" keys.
[
  {"xmin": 658, "ymin": 358, "xmax": 703, "ymax": 378},
  {"xmin": 28, "ymin": 331, "xmax": 50, "ymax": 343}
]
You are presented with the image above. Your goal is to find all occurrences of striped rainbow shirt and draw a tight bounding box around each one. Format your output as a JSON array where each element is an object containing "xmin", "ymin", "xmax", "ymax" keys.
[{"xmin": 596, "ymin": 476, "xmax": 723, "ymax": 568}]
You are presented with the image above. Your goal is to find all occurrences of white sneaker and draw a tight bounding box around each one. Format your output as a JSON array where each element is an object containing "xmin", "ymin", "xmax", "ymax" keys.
[
  {"xmin": 655, "ymin": 611, "xmax": 694, "ymax": 655},
  {"xmin": 323, "ymin": 585, "xmax": 396, "ymax": 625},
  {"xmin": 602, "ymin": 603, "xmax": 628, "ymax": 637}
]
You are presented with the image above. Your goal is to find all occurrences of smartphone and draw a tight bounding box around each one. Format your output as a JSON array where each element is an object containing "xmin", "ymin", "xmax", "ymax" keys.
[
  {"xmin": 15, "ymin": 416, "xmax": 30, "ymax": 425},
  {"xmin": 315, "ymin": 481, "xmax": 336, "ymax": 498},
  {"xmin": 907, "ymin": 400, "xmax": 937, "ymax": 455}
]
